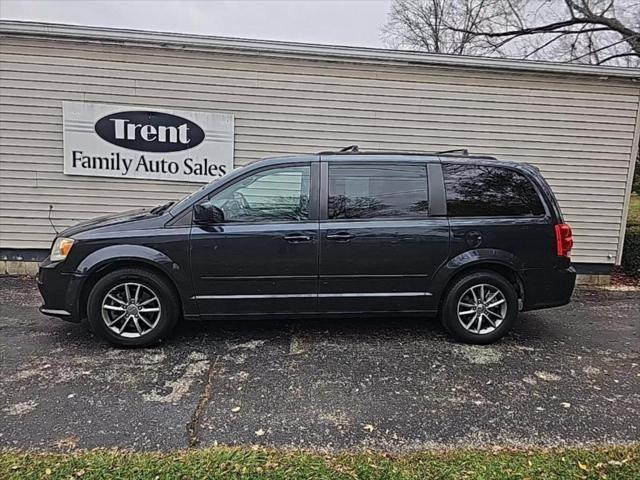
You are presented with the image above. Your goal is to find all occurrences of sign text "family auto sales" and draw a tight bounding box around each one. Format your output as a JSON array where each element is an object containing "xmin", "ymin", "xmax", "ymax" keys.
[{"xmin": 63, "ymin": 102, "xmax": 234, "ymax": 183}]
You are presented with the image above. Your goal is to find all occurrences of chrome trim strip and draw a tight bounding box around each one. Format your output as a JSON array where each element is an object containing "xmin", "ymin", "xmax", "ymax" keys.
[
  {"xmin": 193, "ymin": 294, "xmax": 317, "ymax": 300},
  {"xmin": 201, "ymin": 275, "xmax": 316, "ymax": 281},
  {"xmin": 192, "ymin": 292, "xmax": 432, "ymax": 300},
  {"xmin": 319, "ymin": 292, "xmax": 432, "ymax": 298},
  {"xmin": 40, "ymin": 308, "xmax": 71, "ymax": 316}
]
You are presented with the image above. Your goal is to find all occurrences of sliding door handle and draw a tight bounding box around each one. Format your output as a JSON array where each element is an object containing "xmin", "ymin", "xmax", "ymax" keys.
[
  {"xmin": 283, "ymin": 234, "xmax": 311, "ymax": 243},
  {"xmin": 326, "ymin": 232, "xmax": 354, "ymax": 241}
]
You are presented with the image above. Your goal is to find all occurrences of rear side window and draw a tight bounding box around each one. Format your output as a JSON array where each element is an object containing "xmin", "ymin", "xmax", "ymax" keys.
[
  {"xmin": 328, "ymin": 164, "xmax": 429, "ymax": 220},
  {"xmin": 443, "ymin": 164, "xmax": 545, "ymax": 217}
]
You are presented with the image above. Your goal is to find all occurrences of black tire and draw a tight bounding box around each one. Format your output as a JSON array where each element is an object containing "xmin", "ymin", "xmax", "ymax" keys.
[
  {"xmin": 440, "ymin": 271, "xmax": 518, "ymax": 344},
  {"xmin": 87, "ymin": 267, "xmax": 179, "ymax": 347}
]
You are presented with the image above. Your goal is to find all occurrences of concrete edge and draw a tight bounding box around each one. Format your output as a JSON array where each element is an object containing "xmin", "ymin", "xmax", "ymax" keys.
[{"xmin": 1, "ymin": 261, "xmax": 39, "ymax": 276}]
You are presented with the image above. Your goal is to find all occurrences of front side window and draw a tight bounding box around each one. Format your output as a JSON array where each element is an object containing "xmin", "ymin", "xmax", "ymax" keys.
[
  {"xmin": 443, "ymin": 164, "xmax": 545, "ymax": 217},
  {"xmin": 328, "ymin": 164, "xmax": 429, "ymax": 220},
  {"xmin": 204, "ymin": 165, "xmax": 310, "ymax": 223}
]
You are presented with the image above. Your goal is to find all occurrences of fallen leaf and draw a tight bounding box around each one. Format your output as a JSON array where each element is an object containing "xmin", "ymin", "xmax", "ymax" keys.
[
  {"xmin": 255, "ymin": 428, "xmax": 265, "ymax": 436},
  {"xmin": 578, "ymin": 462, "xmax": 589, "ymax": 471},
  {"xmin": 363, "ymin": 424, "xmax": 375, "ymax": 432}
]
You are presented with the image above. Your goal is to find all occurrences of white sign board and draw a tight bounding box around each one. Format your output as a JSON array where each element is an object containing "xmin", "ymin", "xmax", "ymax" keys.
[{"xmin": 63, "ymin": 101, "xmax": 233, "ymax": 183}]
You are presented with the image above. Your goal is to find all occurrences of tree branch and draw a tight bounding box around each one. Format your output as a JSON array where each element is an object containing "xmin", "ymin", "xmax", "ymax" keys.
[
  {"xmin": 570, "ymin": 34, "xmax": 638, "ymax": 61},
  {"xmin": 449, "ymin": 16, "xmax": 640, "ymax": 55},
  {"xmin": 382, "ymin": 0, "xmax": 640, "ymax": 66},
  {"xmin": 597, "ymin": 52, "xmax": 640, "ymax": 64}
]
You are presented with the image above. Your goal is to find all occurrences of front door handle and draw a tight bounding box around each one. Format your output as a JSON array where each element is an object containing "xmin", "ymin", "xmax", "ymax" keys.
[
  {"xmin": 283, "ymin": 234, "xmax": 311, "ymax": 243},
  {"xmin": 326, "ymin": 231, "xmax": 354, "ymax": 242}
]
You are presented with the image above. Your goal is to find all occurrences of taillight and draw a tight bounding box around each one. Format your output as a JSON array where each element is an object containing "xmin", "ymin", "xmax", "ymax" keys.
[{"xmin": 554, "ymin": 223, "xmax": 573, "ymax": 258}]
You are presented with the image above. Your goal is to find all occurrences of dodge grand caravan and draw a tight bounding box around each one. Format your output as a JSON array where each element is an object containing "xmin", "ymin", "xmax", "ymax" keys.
[{"xmin": 38, "ymin": 148, "xmax": 576, "ymax": 347}]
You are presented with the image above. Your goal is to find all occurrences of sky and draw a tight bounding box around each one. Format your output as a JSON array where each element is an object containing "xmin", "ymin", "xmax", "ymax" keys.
[{"xmin": 0, "ymin": 0, "xmax": 393, "ymax": 48}]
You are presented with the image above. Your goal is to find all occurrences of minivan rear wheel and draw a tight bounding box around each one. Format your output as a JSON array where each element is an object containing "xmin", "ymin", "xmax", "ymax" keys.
[
  {"xmin": 441, "ymin": 271, "xmax": 518, "ymax": 344},
  {"xmin": 87, "ymin": 267, "xmax": 179, "ymax": 347}
]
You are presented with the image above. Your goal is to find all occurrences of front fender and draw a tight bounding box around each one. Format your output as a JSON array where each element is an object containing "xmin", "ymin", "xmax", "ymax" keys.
[
  {"xmin": 75, "ymin": 244, "xmax": 179, "ymax": 274},
  {"xmin": 431, "ymin": 248, "xmax": 524, "ymax": 299},
  {"xmin": 73, "ymin": 244, "xmax": 195, "ymax": 316}
]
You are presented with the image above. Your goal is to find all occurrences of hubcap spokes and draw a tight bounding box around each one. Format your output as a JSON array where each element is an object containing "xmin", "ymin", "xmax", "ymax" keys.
[
  {"xmin": 101, "ymin": 282, "xmax": 161, "ymax": 338},
  {"xmin": 457, "ymin": 284, "xmax": 506, "ymax": 335}
]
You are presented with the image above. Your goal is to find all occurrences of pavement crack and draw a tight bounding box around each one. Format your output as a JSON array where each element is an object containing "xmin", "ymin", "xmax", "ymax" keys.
[{"xmin": 187, "ymin": 355, "xmax": 220, "ymax": 448}]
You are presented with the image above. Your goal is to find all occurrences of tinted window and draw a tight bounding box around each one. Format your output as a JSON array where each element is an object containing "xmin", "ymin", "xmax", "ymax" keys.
[
  {"xmin": 206, "ymin": 165, "xmax": 310, "ymax": 223},
  {"xmin": 443, "ymin": 164, "xmax": 545, "ymax": 217},
  {"xmin": 328, "ymin": 164, "xmax": 429, "ymax": 219}
]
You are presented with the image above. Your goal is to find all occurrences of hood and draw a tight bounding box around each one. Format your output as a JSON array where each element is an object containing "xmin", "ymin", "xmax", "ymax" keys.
[{"xmin": 60, "ymin": 208, "xmax": 153, "ymax": 237}]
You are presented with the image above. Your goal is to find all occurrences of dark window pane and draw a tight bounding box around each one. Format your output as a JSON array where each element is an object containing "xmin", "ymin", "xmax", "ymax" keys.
[
  {"xmin": 328, "ymin": 164, "xmax": 429, "ymax": 219},
  {"xmin": 443, "ymin": 164, "xmax": 545, "ymax": 217}
]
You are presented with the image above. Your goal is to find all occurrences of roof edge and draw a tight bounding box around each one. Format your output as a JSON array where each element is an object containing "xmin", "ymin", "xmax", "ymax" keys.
[{"xmin": 1, "ymin": 20, "xmax": 639, "ymax": 80}]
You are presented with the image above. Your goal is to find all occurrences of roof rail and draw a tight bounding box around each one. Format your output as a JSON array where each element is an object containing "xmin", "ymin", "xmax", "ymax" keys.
[
  {"xmin": 318, "ymin": 145, "xmax": 496, "ymax": 160},
  {"xmin": 435, "ymin": 148, "xmax": 469, "ymax": 156},
  {"xmin": 339, "ymin": 144, "xmax": 359, "ymax": 153}
]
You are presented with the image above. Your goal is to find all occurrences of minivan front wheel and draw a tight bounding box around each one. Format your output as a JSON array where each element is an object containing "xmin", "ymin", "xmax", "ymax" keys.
[
  {"xmin": 87, "ymin": 268, "xmax": 179, "ymax": 347},
  {"xmin": 441, "ymin": 271, "xmax": 518, "ymax": 344}
]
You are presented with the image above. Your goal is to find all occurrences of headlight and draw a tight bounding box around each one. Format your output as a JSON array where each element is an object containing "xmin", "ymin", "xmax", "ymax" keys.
[{"xmin": 51, "ymin": 237, "xmax": 75, "ymax": 262}]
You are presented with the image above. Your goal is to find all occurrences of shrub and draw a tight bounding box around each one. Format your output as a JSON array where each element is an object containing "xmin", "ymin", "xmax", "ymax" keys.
[{"xmin": 622, "ymin": 224, "xmax": 640, "ymax": 277}]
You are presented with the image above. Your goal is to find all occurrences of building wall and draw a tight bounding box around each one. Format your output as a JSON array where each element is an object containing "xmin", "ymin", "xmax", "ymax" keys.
[{"xmin": 1, "ymin": 34, "xmax": 639, "ymax": 264}]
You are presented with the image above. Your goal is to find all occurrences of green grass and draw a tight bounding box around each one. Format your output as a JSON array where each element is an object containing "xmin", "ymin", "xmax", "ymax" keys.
[
  {"xmin": 628, "ymin": 194, "xmax": 640, "ymax": 226},
  {"xmin": 1, "ymin": 445, "xmax": 639, "ymax": 479}
]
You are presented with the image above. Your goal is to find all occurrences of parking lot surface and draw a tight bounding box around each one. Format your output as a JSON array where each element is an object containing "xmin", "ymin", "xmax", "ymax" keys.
[{"xmin": 1, "ymin": 276, "xmax": 638, "ymax": 452}]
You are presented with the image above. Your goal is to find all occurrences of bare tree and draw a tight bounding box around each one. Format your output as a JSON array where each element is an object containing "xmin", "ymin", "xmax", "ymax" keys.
[
  {"xmin": 382, "ymin": 0, "xmax": 511, "ymax": 55},
  {"xmin": 383, "ymin": 0, "xmax": 640, "ymax": 66}
]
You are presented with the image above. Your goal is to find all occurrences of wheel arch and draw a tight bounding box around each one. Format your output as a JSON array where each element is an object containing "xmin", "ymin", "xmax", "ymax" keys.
[
  {"xmin": 435, "ymin": 259, "xmax": 525, "ymax": 313},
  {"xmin": 75, "ymin": 246, "xmax": 192, "ymax": 321}
]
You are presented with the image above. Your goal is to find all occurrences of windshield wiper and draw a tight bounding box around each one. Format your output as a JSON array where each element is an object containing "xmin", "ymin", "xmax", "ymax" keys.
[{"xmin": 150, "ymin": 201, "xmax": 175, "ymax": 215}]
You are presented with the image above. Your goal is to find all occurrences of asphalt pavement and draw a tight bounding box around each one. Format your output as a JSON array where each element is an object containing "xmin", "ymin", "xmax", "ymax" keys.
[{"xmin": 0, "ymin": 276, "xmax": 638, "ymax": 452}]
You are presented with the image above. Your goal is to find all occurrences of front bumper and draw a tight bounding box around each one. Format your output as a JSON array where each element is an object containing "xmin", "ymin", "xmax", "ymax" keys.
[
  {"xmin": 522, "ymin": 264, "xmax": 577, "ymax": 311},
  {"xmin": 37, "ymin": 257, "xmax": 84, "ymax": 323}
]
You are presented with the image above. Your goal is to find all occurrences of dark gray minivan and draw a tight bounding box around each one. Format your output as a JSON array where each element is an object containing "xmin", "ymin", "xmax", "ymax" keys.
[{"xmin": 38, "ymin": 148, "xmax": 576, "ymax": 347}]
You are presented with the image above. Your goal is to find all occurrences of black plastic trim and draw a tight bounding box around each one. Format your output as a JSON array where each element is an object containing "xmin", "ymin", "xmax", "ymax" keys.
[
  {"xmin": 319, "ymin": 161, "xmax": 329, "ymax": 220},
  {"xmin": 572, "ymin": 263, "xmax": 613, "ymax": 274},
  {"xmin": 427, "ymin": 163, "xmax": 446, "ymax": 216}
]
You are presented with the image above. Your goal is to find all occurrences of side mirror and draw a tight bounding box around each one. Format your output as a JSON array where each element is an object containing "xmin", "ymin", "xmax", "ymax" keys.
[{"xmin": 193, "ymin": 202, "xmax": 225, "ymax": 225}]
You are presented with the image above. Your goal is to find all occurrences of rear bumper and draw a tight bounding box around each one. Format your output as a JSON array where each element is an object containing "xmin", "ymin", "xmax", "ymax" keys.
[
  {"xmin": 37, "ymin": 257, "xmax": 84, "ymax": 323},
  {"xmin": 521, "ymin": 264, "xmax": 576, "ymax": 311}
]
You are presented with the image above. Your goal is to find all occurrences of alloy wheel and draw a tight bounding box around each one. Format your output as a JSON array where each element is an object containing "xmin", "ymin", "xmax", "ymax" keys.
[
  {"xmin": 100, "ymin": 282, "xmax": 161, "ymax": 338},
  {"xmin": 456, "ymin": 283, "xmax": 507, "ymax": 335}
]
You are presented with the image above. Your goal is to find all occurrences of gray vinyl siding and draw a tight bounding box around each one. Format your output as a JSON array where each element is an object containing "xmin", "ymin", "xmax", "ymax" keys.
[{"xmin": 1, "ymin": 35, "xmax": 639, "ymax": 265}]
